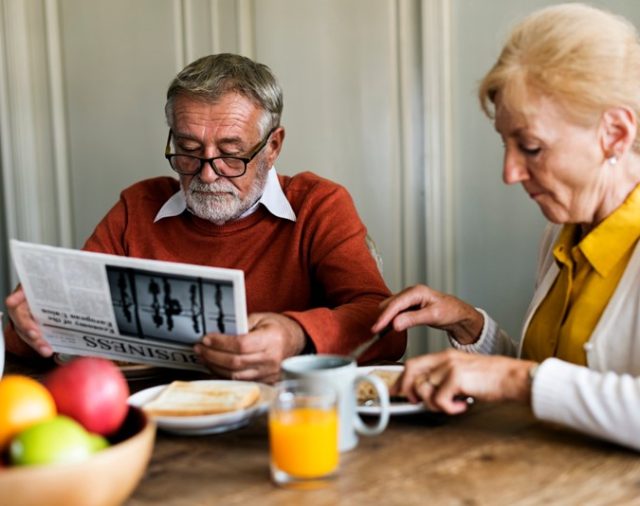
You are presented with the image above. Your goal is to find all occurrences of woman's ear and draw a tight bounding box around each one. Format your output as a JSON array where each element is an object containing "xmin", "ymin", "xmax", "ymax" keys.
[{"xmin": 599, "ymin": 106, "xmax": 637, "ymax": 161}]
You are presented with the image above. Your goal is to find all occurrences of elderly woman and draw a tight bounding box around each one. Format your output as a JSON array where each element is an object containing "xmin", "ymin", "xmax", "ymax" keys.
[{"xmin": 373, "ymin": 3, "xmax": 640, "ymax": 450}]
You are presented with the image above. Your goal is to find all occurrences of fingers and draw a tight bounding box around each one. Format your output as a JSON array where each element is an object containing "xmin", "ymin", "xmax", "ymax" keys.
[
  {"xmin": 5, "ymin": 287, "xmax": 28, "ymax": 307},
  {"xmin": 372, "ymin": 285, "xmax": 432, "ymax": 334},
  {"xmin": 195, "ymin": 346, "xmax": 278, "ymax": 382},
  {"xmin": 200, "ymin": 332, "xmax": 264, "ymax": 355},
  {"xmin": 393, "ymin": 350, "xmax": 474, "ymax": 414},
  {"xmin": 194, "ymin": 334, "xmax": 267, "ymax": 379},
  {"xmin": 5, "ymin": 288, "xmax": 52, "ymax": 357},
  {"xmin": 392, "ymin": 354, "xmax": 439, "ymax": 403},
  {"xmin": 194, "ymin": 313, "xmax": 298, "ymax": 382},
  {"xmin": 414, "ymin": 377, "xmax": 441, "ymax": 411}
]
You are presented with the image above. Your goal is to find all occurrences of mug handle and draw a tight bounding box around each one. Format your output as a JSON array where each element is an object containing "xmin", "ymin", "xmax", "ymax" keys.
[{"xmin": 353, "ymin": 373, "xmax": 390, "ymax": 436}]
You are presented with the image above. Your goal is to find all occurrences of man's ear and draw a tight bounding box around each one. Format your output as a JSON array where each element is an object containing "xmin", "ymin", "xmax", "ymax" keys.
[
  {"xmin": 266, "ymin": 126, "xmax": 285, "ymax": 165},
  {"xmin": 599, "ymin": 106, "xmax": 637, "ymax": 160}
]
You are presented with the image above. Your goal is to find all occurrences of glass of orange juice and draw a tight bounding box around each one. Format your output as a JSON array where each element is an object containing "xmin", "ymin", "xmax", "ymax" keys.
[{"xmin": 269, "ymin": 380, "xmax": 339, "ymax": 489}]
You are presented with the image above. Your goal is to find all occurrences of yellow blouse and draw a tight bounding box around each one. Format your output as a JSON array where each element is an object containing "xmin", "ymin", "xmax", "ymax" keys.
[{"xmin": 522, "ymin": 184, "xmax": 640, "ymax": 365}]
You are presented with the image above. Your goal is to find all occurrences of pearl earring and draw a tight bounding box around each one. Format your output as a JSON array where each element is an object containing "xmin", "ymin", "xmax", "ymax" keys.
[{"xmin": 608, "ymin": 155, "xmax": 618, "ymax": 166}]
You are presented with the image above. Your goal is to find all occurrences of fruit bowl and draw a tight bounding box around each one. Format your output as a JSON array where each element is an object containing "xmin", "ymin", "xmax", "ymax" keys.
[{"xmin": 0, "ymin": 406, "xmax": 156, "ymax": 506}]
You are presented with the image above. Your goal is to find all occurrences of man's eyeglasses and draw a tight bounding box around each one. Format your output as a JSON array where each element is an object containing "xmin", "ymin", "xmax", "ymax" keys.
[{"xmin": 164, "ymin": 127, "xmax": 277, "ymax": 178}]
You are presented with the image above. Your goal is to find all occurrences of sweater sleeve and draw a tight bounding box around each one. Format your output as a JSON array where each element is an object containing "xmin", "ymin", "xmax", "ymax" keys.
[
  {"xmin": 448, "ymin": 308, "xmax": 519, "ymax": 357},
  {"xmin": 283, "ymin": 181, "xmax": 406, "ymax": 363},
  {"xmin": 532, "ymin": 358, "xmax": 640, "ymax": 451}
]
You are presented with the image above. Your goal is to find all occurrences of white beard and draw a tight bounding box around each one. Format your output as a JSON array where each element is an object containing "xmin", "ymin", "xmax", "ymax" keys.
[{"xmin": 183, "ymin": 162, "xmax": 269, "ymax": 225}]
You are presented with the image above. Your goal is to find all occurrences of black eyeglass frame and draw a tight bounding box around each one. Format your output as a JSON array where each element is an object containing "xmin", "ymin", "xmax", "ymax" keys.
[{"xmin": 164, "ymin": 126, "xmax": 278, "ymax": 178}]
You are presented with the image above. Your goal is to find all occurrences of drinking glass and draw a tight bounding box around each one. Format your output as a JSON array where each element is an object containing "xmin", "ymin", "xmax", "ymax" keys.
[
  {"xmin": 269, "ymin": 380, "xmax": 338, "ymax": 489},
  {"xmin": 281, "ymin": 354, "xmax": 390, "ymax": 451}
]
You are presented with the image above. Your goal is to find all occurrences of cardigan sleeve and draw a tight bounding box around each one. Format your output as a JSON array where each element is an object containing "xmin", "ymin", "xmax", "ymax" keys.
[
  {"xmin": 532, "ymin": 358, "xmax": 640, "ymax": 451},
  {"xmin": 448, "ymin": 308, "xmax": 519, "ymax": 357}
]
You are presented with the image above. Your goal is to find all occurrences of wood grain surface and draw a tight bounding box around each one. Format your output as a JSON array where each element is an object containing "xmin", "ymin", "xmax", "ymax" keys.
[{"xmin": 6, "ymin": 356, "xmax": 640, "ymax": 505}]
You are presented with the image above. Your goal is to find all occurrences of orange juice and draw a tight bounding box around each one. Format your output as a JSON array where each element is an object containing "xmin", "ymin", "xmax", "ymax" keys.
[{"xmin": 269, "ymin": 407, "xmax": 339, "ymax": 478}]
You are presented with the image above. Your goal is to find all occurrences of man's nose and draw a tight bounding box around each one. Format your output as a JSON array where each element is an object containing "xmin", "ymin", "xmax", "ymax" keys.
[{"xmin": 199, "ymin": 160, "xmax": 221, "ymax": 183}]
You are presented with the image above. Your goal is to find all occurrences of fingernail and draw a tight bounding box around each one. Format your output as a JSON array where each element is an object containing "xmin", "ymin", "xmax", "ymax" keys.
[
  {"xmin": 202, "ymin": 337, "xmax": 211, "ymax": 346},
  {"xmin": 193, "ymin": 345, "xmax": 201, "ymax": 355}
]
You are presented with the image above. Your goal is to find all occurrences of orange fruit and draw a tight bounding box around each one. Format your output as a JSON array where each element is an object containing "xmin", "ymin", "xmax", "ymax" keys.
[{"xmin": 0, "ymin": 375, "xmax": 57, "ymax": 448}]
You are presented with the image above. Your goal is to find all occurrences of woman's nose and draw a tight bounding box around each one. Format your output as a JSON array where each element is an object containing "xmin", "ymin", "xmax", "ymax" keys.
[{"xmin": 502, "ymin": 150, "xmax": 528, "ymax": 185}]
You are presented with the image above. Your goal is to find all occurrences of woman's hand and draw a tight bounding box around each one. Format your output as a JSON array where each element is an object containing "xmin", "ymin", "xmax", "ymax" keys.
[
  {"xmin": 371, "ymin": 284, "xmax": 485, "ymax": 345},
  {"xmin": 390, "ymin": 349, "xmax": 536, "ymax": 414}
]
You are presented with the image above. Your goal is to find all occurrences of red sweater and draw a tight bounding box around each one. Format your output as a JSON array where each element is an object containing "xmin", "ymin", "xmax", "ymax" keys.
[{"xmin": 68, "ymin": 172, "xmax": 404, "ymax": 362}]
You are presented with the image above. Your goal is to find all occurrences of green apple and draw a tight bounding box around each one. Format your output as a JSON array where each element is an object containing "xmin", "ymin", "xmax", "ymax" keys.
[
  {"xmin": 87, "ymin": 432, "xmax": 110, "ymax": 452},
  {"xmin": 9, "ymin": 415, "xmax": 93, "ymax": 466}
]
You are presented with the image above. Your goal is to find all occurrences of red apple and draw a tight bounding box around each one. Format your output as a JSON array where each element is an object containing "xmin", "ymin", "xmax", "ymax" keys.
[{"xmin": 44, "ymin": 357, "xmax": 129, "ymax": 436}]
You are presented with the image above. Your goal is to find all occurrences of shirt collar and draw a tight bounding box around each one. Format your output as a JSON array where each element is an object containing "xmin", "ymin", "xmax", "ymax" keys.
[
  {"xmin": 553, "ymin": 184, "xmax": 640, "ymax": 277},
  {"xmin": 154, "ymin": 167, "xmax": 296, "ymax": 223},
  {"xmin": 579, "ymin": 184, "xmax": 640, "ymax": 276}
]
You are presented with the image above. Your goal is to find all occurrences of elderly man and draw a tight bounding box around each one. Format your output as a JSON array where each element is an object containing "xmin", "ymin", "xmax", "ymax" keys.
[{"xmin": 5, "ymin": 53, "xmax": 406, "ymax": 382}]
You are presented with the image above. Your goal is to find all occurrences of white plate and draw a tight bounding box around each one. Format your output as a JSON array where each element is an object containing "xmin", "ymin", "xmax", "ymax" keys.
[
  {"xmin": 357, "ymin": 365, "xmax": 427, "ymax": 416},
  {"xmin": 128, "ymin": 380, "xmax": 275, "ymax": 435}
]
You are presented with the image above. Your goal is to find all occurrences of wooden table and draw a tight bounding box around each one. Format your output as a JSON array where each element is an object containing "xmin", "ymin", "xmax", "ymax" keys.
[{"xmin": 6, "ymin": 356, "xmax": 640, "ymax": 505}]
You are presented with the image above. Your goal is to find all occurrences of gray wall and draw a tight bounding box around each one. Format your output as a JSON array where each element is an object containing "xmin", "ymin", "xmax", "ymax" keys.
[
  {"xmin": 1, "ymin": 0, "xmax": 425, "ymax": 351},
  {"xmin": 450, "ymin": 0, "xmax": 640, "ymax": 338},
  {"xmin": 0, "ymin": 166, "xmax": 7, "ymax": 307},
  {"xmin": 4, "ymin": 0, "xmax": 640, "ymax": 349}
]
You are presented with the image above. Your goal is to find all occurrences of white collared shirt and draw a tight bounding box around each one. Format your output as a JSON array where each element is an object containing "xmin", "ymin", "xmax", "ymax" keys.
[{"xmin": 154, "ymin": 167, "xmax": 297, "ymax": 223}]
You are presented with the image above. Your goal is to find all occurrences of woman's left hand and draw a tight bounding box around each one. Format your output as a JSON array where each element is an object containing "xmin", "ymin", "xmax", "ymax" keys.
[
  {"xmin": 390, "ymin": 349, "xmax": 536, "ymax": 414},
  {"xmin": 371, "ymin": 284, "xmax": 484, "ymax": 345}
]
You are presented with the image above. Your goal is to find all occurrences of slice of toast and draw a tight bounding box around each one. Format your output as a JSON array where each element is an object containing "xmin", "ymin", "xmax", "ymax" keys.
[
  {"xmin": 143, "ymin": 381, "xmax": 261, "ymax": 417},
  {"xmin": 357, "ymin": 369, "xmax": 404, "ymax": 404}
]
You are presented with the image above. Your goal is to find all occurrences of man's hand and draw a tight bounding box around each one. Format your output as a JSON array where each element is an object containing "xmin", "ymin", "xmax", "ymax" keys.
[
  {"xmin": 390, "ymin": 349, "xmax": 535, "ymax": 414},
  {"xmin": 5, "ymin": 287, "xmax": 53, "ymax": 357},
  {"xmin": 372, "ymin": 284, "xmax": 484, "ymax": 345},
  {"xmin": 194, "ymin": 312, "xmax": 306, "ymax": 383}
]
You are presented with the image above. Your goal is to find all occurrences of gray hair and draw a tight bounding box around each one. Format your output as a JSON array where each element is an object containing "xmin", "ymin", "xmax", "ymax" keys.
[{"xmin": 165, "ymin": 53, "xmax": 283, "ymax": 135}]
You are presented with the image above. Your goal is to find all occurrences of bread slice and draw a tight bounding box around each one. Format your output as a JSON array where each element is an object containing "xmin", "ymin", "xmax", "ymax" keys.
[
  {"xmin": 143, "ymin": 381, "xmax": 261, "ymax": 417},
  {"xmin": 357, "ymin": 369, "xmax": 404, "ymax": 404}
]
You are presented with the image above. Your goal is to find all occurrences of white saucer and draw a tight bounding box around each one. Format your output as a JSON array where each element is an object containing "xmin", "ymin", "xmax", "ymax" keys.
[{"xmin": 128, "ymin": 380, "xmax": 274, "ymax": 435}]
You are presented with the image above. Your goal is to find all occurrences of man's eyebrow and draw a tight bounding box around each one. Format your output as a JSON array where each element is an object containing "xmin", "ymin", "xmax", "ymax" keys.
[
  {"xmin": 173, "ymin": 132, "xmax": 245, "ymax": 146},
  {"xmin": 172, "ymin": 131, "xmax": 201, "ymax": 142},
  {"xmin": 216, "ymin": 136, "xmax": 244, "ymax": 146}
]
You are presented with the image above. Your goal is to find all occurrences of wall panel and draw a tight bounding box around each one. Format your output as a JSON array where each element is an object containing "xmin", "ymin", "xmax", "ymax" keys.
[{"xmin": 2, "ymin": 0, "xmax": 429, "ymax": 357}]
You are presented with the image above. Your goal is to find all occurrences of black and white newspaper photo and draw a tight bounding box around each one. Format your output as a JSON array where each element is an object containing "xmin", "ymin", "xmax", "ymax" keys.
[{"xmin": 9, "ymin": 240, "xmax": 248, "ymax": 371}]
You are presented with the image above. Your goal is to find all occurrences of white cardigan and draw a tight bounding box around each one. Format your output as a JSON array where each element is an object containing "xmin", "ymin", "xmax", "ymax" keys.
[{"xmin": 455, "ymin": 224, "xmax": 640, "ymax": 450}]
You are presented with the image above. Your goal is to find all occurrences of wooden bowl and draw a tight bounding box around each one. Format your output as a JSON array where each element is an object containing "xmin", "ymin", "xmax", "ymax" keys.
[{"xmin": 0, "ymin": 406, "xmax": 156, "ymax": 506}]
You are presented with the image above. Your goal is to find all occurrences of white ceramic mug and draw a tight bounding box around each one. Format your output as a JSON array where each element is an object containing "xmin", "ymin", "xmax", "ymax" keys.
[
  {"xmin": 0, "ymin": 312, "xmax": 5, "ymax": 377},
  {"xmin": 281, "ymin": 354, "xmax": 390, "ymax": 452}
]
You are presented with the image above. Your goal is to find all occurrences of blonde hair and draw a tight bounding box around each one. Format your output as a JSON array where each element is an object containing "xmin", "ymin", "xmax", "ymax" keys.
[{"xmin": 478, "ymin": 3, "xmax": 640, "ymax": 149}]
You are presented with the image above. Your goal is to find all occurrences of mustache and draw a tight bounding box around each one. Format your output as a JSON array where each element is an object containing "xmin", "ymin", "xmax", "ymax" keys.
[{"xmin": 188, "ymin": 178, "xmax": 239, "ymax": 196}]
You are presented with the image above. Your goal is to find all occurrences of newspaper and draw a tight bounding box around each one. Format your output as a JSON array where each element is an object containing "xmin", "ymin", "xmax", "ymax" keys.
[{"xmin": 10, "ymin": 240, "xmax": 248, "ymax": 372}]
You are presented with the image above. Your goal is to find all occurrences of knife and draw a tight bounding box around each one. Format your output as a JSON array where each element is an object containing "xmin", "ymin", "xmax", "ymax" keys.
[
  {"xmin": 350, "ymin": 323, "xmax": 394, "ymax": 361},
  {"xmin": 351, "ymin": 304, "xmax": 421, "ymax": 360}
]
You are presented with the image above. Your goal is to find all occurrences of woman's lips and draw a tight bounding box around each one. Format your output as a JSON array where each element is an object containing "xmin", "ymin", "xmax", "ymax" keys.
[{"xmin": 526, "ymin": 188, "xmax": 543, "ymax": 199}]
